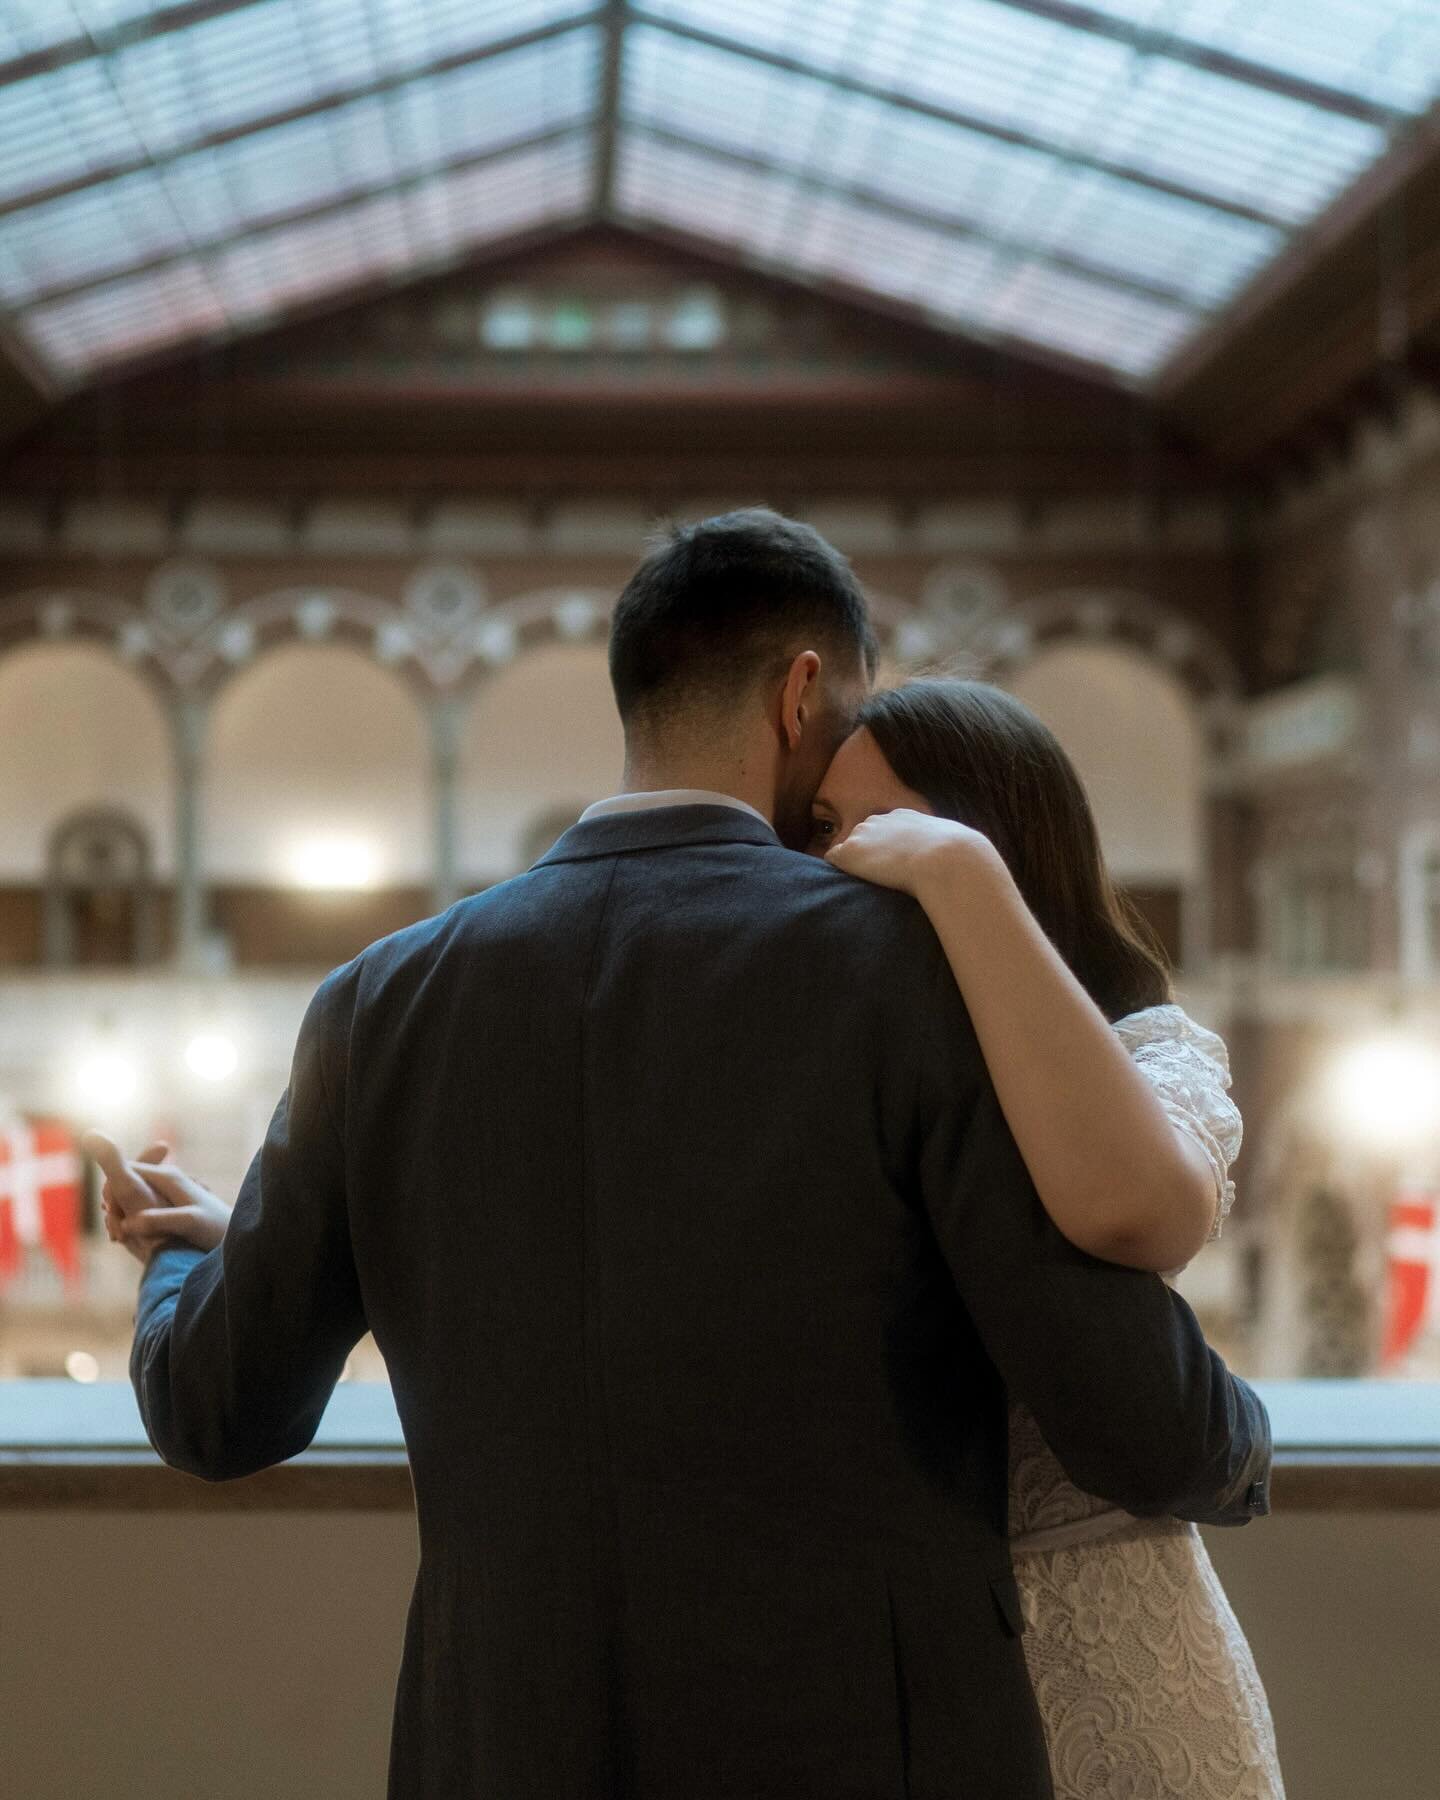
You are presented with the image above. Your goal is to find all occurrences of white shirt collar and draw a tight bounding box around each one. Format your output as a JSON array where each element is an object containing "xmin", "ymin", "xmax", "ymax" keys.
[{"xmin": 580, "ymin": 789, "xmax": 772, "ymax": 829}]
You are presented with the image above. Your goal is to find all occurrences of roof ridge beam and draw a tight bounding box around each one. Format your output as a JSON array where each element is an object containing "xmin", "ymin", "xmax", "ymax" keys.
[
  {"xmin": 628, "ymin": 11, "xmax": 1292, "ymax": 231},
  {"xmin": 992, "ymin": 0, "xmax": 1403, "ymax": 127},
  {"xmin": 0, "ymin": 9, "xmax": 606, "ymax": 223},
  {"xmin": 592, "ymin": 0, "xmax": 629, "ymax": 216},
  {"xmin": 623, "ymin": 120, "xmax": 1206, "ymax": 314}
]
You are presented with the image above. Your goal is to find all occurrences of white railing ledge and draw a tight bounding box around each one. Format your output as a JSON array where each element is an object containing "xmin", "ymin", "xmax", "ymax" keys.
[{"xmin": 2, "ymin": 1379, "xmax": 1437, "ymax": 1457}]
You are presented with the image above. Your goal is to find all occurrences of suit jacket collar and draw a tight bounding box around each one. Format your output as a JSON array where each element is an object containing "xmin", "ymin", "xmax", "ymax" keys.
[{"xmin": 532, "ymin": 804, "xmax": 782, "ymax": 868}]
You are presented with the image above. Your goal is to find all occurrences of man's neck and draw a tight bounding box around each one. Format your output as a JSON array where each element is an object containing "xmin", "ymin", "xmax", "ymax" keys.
[{"xmin": 618, "ymin": 755, "xmax": 774, "ymax": 825}]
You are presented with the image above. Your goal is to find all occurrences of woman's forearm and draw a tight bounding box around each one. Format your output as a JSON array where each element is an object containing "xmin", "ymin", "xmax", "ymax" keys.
[{"xmin": 914, "ymin": 842, "xmax": 1217, "ymax": 1271}]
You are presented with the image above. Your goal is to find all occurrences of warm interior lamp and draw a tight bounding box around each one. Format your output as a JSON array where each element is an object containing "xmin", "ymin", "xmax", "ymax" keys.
[
  {"xmin": 289, "ymin": 836, "xmax": 380, "ymax": 891},
  {"xmin": 1325, "ymin": 1033, "xmax": 1440, "ymax": 1152},
  {"xmin": 73, "ymin": 1048, "xmax": 140, "ymax": 1111},
  {"xmin": 184, "ymin": 1031, "xmax": 238, "ymax": 1082}
]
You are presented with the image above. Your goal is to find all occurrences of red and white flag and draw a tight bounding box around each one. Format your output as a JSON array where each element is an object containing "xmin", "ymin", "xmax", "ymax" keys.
[
  {"xmin": 0, "ymin": 1117, "xmax": 83, "ymax": 1291},
  {"xmin": 1382, "ymin": 1187, "xmax": 1440, "ymax": 1369}
]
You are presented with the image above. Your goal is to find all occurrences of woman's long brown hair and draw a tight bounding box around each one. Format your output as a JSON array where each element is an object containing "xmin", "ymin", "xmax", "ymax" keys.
[{"xmin": 859, "ymin": 678, "xmax": 1172, "ymax": 1022}]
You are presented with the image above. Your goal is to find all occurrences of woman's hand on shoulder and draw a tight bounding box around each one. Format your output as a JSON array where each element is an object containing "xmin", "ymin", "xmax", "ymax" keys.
[{"xmin": 825, "ymin": 809, "xmax": 1001, "ymax": 898}]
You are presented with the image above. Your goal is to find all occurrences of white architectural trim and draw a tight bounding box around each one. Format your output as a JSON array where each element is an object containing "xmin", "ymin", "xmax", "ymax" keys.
[{"xmin": 1400, "ymin": 822, "xmax": 1440, "ymax": 986}]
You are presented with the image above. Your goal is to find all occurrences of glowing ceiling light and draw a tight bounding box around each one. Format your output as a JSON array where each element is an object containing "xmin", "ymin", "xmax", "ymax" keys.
[
  {"xmin": 289, "ymin": 836, "xmax": 380, "ymax": 891},
  {"xmin": 185, "ymin": 1031, "xmax": 238, "ymax": 1082},
  {"xmin": 1326, "ymin": 1033, "xmax": 1440, "ymax": 1152},
  {"xmin": 74, "ymin": 1048, "xmax": 139, "ymax": 1111},
  {"xmin": 65, "ymin": 1350, "xmax": 100, "ymax": 1384}
]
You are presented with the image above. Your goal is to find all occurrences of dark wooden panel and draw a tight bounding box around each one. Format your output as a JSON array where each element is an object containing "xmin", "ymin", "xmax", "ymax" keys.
[
  {"xmin": 2, "ymin": 1448, "xmax": 1436, "ymax": 1512},
  {"xmin": 211, "ymin": 885, "xmax": 437, "ymax": 968},
  {"xmin": 0, "ymin": 883, "xmax": 454, "ymax": 969},
  {"xmin": 0, "ymin": 887, "xmax": 43, "ymax": 965}
]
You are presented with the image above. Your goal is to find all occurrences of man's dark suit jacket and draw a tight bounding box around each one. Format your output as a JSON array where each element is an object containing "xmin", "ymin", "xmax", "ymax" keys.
[{"xmin": 133, "ymin": 805, "xmax": 1270, "ymax": 1800}]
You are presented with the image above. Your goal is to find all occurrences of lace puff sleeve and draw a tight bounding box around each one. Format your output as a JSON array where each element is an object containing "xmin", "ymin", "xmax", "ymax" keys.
[{"xmin": 1112, "ymin": 1002, "xmax": 1243, "ymax": 1240}]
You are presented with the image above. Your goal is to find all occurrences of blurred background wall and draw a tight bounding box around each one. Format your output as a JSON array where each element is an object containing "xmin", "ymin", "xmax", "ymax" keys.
[{"xmin": 0, "ymin": 8, "xmax": 1437, "ymax": 1393}]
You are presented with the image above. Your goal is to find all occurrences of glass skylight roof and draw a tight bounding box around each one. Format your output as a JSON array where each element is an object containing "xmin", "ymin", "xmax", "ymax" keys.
[{"xmin": 0, "ymin": 0, "xmax": 1437, "ymax": 388}]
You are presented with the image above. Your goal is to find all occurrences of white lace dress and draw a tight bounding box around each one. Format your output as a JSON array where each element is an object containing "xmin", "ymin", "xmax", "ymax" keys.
[{"xmin": 1009, "ymin": 1003, "xmax": 1285, "ymax": 1800}]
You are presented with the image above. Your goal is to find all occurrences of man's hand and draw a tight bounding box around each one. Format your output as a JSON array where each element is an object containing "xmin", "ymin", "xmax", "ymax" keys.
[{"xmin": 84, "ymin": 1132, "xmax": 233, "ymax": 1264}]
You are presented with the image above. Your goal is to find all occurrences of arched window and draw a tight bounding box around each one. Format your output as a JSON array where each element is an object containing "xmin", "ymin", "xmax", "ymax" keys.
[
  {"xmin": 45, "ymin": 807, "xmax": 157, "ymax": 967},
  {"xmin": 0, "ymin": 643, "xmax": 173, "ymax": 966},
  {"xmin": 208, "ymin": 643, "xmax": 430, "ymax": 963},
  {"xmin": 1005, "ymin": 641, "xmax": 1204, "ymax": 969},
  {"xmin": 459, "ymin": 643, "xmax": 622, "ymax": 882}
]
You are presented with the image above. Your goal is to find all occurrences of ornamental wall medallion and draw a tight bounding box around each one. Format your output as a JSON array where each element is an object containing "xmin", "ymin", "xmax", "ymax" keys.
[
  {"xmin": 403, "ymin": 563, "xmax": 488, "ymax": 683},
  {"xmin": 145, "ymin": 562, "xmax": 226, "ymax": 640},
  {"xmin": 404, "ymin": 562, "xmax": 486, "ymax": 636},
  {"xmin": 920, "ymin": 562, "xmax": 1008, "ymax": 650}
]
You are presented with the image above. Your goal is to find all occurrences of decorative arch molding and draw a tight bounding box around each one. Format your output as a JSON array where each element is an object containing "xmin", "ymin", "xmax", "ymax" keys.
[
  {"xmin": 889, "ymin": 575, "xmax": 1242, "ymax": 752},
  {"xmin": 992, "ymin": 588, "xmax": 1240, "ymax": 705},
  {"xmin": 0, "ymin": 587, "xmax": 180, "ymax": 707},
  {"xmin": 0, "ymin": 573, "xmax": 634, "ymax": 703},
  {"xmin": 2, "ymin": 570, "xmax": 936, "ymax": 704}
]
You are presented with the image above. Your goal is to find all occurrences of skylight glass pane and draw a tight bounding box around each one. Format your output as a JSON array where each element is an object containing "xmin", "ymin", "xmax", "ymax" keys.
[
  {"xmin": 359, "ymin": 0, "xmax": 601, "ymax": 67},
  {"xmin": 0, "ymin": 167, "xmax": 191, "ymax": 306},
  {"xmin": 0, "ymin": 1, "xmax": 166, "ymax": 62},
  {"xmin": 405, "ymin": 133, "xmax": 592, "ymax": 259},
  {"xmin": 153, "ymin": 28, "xmax": 597, "ymax": 244},
  {"xmin": 641, "ymin": 0, "xmax": 1389, "ymax": 224},
  {"xmin": 966, "ymin": 256, "xmax": 1194, "ymax": 377},
  {"xmin": 1086, "ymin": 55, "xmax": 1382, "ymax": 223},
  {"xmin": 617, "ymin": 129, "xmax": 1194, "ymax": 379},
  {"xmin": 619, "ymin": 132, "xmax": 798, "ymax": 254},
  {"xmin": 626, "ymin": 25, "xmax": 840, "ymax": 169},
  {"xmin": 384, "ymin": 26, "xmax": 599, "ymax": 165},
  {"xmin": 791, "ymin": 195, "xmax": 1004, "ymax": 315},
  {"xmin": 211, "ymin": 196, "xmax": 409, "ymax": 323},
  {"xmin": 1075, "ymin": 0, "xmax": 1440, "ymax": 113},
  {"xmin": 0, "ymin": 2, "xmax": 80, "ymax": 62},
  {"xmin": 625, "ymin": 29, "xmax": 1280, "ymax": 312},
  {"xmin": 0, "ymin": 59, "xmax": 144, "ymax": 206},
  {"xmin": 110, "ymin": 1, "xmax": 326, "ymax": 154},
  {"xmin": 160, "ymin": 106, "xmax": 394, "ymax": 242},
  {"xmin": 100, "ymin": 0, "xmax": 598, "ymax": 166},
  {"xmin": 21, "ymin": 259, "xmax": 226, "ymax": 376},
  {"xmin": 1014, "ymin": 168, "xmax": 1277, "ymax": 309},
  {"xmin": 643, "ymin": 0, "xmax": 1132, "ymax": 125},
  {"xmin": 73, "ymin": 1, "xmax": 180, "ymax": 32},
  {"xmin": 208, "ymin": 135, "xmax": 591, "ymax": 325}
]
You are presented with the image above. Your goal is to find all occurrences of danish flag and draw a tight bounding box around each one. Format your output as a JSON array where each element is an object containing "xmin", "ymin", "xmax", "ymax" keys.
[
  {"xmin": 0, "ymin": 1118, "xmax": 83, "ymax": 1291},
  {"xmin": 1382, "ymin": 1187, "xmax": 1440, "ymax": 1369}
]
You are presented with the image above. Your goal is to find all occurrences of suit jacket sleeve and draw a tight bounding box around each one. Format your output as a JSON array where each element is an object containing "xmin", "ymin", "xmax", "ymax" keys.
[
  {"xmin": 914, "ymin": 980, "xmax": 1270, "ymax": 1527},
  {"xmin": 130, "ymin": 965, "xmax": 367, "ymax": 1481}
]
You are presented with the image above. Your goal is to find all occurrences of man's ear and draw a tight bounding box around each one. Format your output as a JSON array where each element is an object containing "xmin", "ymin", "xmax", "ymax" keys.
[{"xmin": 778, "ymin": 650, "xmax": 822, "ymax": 751}]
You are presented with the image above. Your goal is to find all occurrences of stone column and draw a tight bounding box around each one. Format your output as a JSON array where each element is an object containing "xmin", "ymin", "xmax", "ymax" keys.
[
  {"xmin": 170, "ymin": 694, "xmax": 210, "ymax": 971},
  {"xmin": 428, "ymin": 694, "xmax": 465, "ymax": 914}
]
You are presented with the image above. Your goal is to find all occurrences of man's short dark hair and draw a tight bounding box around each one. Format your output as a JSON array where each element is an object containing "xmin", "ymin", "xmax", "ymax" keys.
[{"xmin": 608, "ymin": 508, "xmax": 878, "ymax": 725}]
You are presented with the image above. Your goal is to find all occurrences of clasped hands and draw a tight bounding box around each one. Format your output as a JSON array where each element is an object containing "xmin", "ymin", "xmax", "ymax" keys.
[{"xmin": 82, "ymin": 1132, "xmax": 233, "ymax": 1266}]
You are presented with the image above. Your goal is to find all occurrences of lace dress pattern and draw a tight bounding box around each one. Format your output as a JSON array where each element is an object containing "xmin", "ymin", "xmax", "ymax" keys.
[{"xmin": 1009, "ymin": 1003, "xmax": 1285, "ymax": 1799}]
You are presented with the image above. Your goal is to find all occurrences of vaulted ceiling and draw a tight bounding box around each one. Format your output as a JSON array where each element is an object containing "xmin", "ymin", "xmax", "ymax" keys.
[{"xmin": 1, "ymin": 0, "xmax": 1438, "ymax": 436}]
